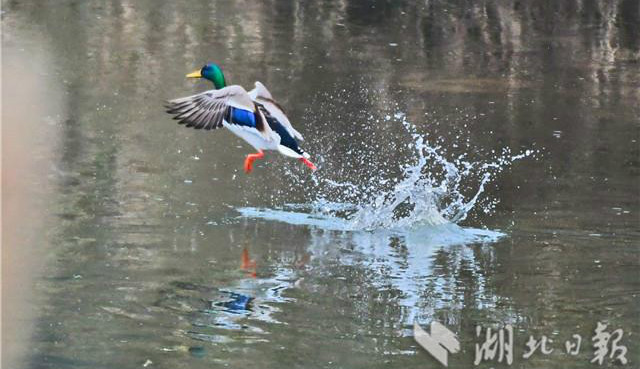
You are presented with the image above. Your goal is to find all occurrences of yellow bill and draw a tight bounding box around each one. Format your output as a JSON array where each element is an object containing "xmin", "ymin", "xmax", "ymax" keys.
[{"xmin": 186, "ymin": 70, "xmax": 202, "ymax": 78}]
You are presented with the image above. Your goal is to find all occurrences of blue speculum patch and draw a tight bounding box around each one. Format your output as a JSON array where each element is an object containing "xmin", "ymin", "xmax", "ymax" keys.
[{"xmin": 229, "ymin": 108, "xmax": 257, "ymax": 128}]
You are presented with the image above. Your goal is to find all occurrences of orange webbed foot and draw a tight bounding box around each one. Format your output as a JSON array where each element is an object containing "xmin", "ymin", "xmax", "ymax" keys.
[
  {"xmin": 299, "ymin": 157, "xmax": 317, "ymax": 171},
  {"xmin": 244, "ymin": 151, "xmax": 264, "ymax": 174}
]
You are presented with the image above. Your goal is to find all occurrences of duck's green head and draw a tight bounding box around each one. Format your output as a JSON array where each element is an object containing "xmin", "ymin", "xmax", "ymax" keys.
[{"xmin": 186, "ymin": 63, "xmax": 226, "ymax": 89}]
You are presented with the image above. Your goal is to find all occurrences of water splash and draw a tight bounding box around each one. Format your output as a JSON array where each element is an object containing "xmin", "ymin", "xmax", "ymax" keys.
[
  {"xmin": 262, "ymin": 112, "xmax": 535, "ymax": 232},
  {"xmin": 234, "ymin": 110, "xmax": 536, "ymax": 329}
]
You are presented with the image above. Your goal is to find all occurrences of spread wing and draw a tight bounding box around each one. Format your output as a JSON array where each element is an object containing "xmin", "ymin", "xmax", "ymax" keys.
[
  {"xmin": 249, "ymin": 81, "xmax": 304, "ymax": 141},
  {"xmin": 165, "ymin": 85, "xmax": 272, "ymax": 138}
]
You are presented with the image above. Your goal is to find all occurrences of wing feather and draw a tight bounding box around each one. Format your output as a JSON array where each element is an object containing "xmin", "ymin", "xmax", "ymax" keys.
[
  {"xmin": 165, "ymin": 85, "xmax": 263, "ymax": 133},
  {"xmin": 249, "ymin": 81, "xmax": 304, "ymax": 141}
]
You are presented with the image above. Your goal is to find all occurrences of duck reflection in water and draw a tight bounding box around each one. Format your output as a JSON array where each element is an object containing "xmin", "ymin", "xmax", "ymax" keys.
[
  {"xmin": 213, "ymin": 292, "xmax": 254, "ymax": 313},
  {"xmin": 241, "ymin": 247, "xmax": 257, "ymax": 278}
]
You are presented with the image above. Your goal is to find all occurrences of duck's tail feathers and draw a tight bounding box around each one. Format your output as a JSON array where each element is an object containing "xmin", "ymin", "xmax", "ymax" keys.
[{"xmin": 277, "ymin": 145, "xmax": 304, "ymax": 158}]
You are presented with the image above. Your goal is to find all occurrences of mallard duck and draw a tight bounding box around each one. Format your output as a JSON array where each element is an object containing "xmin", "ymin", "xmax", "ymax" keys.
[{"xmin": 165, "ymin": 63, "xmax": 316, "ymax": 173}]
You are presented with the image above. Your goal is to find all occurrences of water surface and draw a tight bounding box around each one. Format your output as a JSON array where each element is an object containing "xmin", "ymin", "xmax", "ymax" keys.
[{"xmin": 2, "ymin": 1, "xmax": 639, "ymax": 368}]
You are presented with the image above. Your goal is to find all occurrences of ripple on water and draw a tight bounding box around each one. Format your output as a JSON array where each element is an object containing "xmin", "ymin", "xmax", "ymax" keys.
[
  {"xmin": 154, "ymin": 274, "xmax": 296, "ymax": 341},
  {"xmin": 231, "ymin": 112, "xmax": 534, "ymax": 329}
]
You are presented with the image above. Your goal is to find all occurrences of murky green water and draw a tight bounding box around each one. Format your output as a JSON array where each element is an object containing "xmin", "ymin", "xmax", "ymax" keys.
[{"xmin": 3, "ymin": 1, "xmax": 639, "ymax": 368}]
